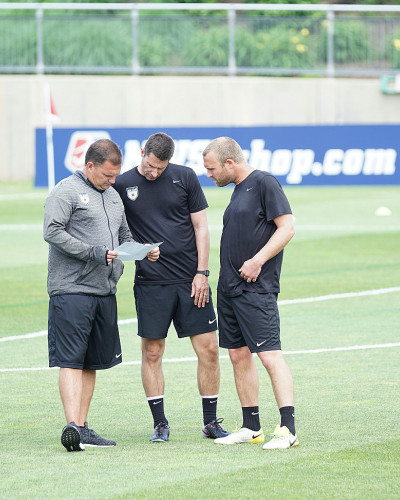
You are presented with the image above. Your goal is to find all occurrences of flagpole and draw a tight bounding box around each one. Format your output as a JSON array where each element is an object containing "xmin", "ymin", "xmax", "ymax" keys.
[{"xmin": 44, "ymin": 82, "xmax": 55, "ymax": 192}]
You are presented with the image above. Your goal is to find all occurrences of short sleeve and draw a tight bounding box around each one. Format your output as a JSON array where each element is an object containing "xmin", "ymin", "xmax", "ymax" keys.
[
  {"xmin": 186, "ymin": 168, "xmax": 208, "ymax": 214},
  {"xmin": 260, "ymin": 175, "xmax": 292, "ymax": 222}
]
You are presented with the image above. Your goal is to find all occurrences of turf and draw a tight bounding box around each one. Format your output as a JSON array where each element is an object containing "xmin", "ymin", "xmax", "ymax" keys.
[{"xmin": 1, "ymin": 183, "xmax": 399, "ymax": 499}]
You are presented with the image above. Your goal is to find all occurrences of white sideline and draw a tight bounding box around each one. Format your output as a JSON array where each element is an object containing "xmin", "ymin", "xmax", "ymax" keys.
[
  {"xmin": 0, "ymin": 224, "xmax": 43, "ymax": 230},
  {"xmin": 212, "ymin": 224, "xmax": 400, "ymax": 232},
  {"xmin": 1, "ymin": 286, "xmax": 399, "ymax": 344},
  {"xmin": 0, "ymin": 193, "xmax": 46, "ymax": 201},
  {"xmin": 0, "ymin": 318, "xmax": 138, "ymax": 342},
  {"xmin": 2, "ymin": 223, "xmax": 400, "ymax": 231},
  {"xmin": 1, "ymin": 343, "xmax": 400, "ymax": 373},
  {"xmin": 278, "ymin": 286, "xmax": 400, "ymax": 305},
  {"xmin": 1, "ymin": 286, "xmax": 400, "ymax": 373}
]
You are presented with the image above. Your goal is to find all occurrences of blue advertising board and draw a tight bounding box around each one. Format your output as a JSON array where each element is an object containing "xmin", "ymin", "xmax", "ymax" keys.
[{"xmin": 35, "ymin": 125, "xmax": 400, "ymax": 187}]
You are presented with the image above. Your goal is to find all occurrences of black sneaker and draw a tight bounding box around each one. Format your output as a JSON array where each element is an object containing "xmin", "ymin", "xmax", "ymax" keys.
[
  {"xmin": 149, "ymin": 421, "xmax": 170, "ymax": 442},
  {"xmin": 61, "ymin": 422, "xmax": 85, "ymax": 452},
  {"xmin": 202, "ymin": 418, "xmax": 230, "ymax": 439},
  {"xmin": 80, "ymin": 422, "xmax": 116, "ymax": 447}
]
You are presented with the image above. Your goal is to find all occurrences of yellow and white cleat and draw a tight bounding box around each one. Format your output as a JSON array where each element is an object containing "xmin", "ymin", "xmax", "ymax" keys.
[
  {"xmin": 214, "ymin": 427, "xmax": 264, "ymax": 445},
  {"xmin": 262, "ymin": 425, "xmax": 299, "ymax": 450}
]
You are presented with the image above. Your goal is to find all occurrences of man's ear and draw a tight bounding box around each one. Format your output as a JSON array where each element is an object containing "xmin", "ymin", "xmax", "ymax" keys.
[{"xmin": 225, "ymin": 158, "xmax": 235, "ymax": 170}]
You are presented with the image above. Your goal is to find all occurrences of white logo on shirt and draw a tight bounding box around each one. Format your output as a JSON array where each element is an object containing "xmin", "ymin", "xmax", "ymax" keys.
[
  {"xmin": 79, "ymin": 193, "xmax": 89, "ymax": 205},
  {"xmin": 246, "ymin": 187, "xmax": 254, "ymax": 192},
  {"xmin": 126, "ymin": 186, "xmax": 139, "ymax": 201},
  {"xmin": 173, "ymin": 180, "xmax": 181, "ymax": 183}
]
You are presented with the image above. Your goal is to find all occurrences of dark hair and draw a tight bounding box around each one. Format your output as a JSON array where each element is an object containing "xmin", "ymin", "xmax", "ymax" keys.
[
  {"xmin": 144, "ymin": 133, "xmax": 175, "ymax": 162},
  {"xmin": 85, "ymin": 139, "xmax": 122, "ymax": 166}
]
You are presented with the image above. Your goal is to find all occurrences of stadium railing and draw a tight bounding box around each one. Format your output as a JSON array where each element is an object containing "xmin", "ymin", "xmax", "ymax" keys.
[{"xmin": 1, "ymin": 3, "xmax": 400, "ymax": 77}]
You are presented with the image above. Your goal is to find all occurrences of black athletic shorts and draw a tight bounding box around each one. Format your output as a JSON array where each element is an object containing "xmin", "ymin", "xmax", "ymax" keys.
[
  {"xmin": 48, "ymin": 294, "xmax": 122, "ymax": 370},
  {"xmin": 134, "ymin": 283, "xmax": 217, "ymax": 339},
  {"xmin": 217, "ymin": 291, "xmax": 281, "ymax": 353}
]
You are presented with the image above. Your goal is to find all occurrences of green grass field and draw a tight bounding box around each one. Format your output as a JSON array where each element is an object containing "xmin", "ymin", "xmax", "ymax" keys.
[{"xmin": 1, "ymin": 182, "xmax": 399, "ymax": 499}]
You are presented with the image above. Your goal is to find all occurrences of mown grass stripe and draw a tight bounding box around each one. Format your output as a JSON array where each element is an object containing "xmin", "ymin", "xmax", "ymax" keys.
[
  {"xmin": 1, "ymin": 342, "xmax": 400, "ymax": 373},
  {"xmin": 2, "ymin": 286, "xmax": 399, "ymax": 342},
  {"xmin": 0, "ymin": 193, "xmax": 46, "ymax": 201},
  {"xmin": 2, "ymin": 223, "xmax": 400, "ymax": 231},
  {"xmin": 279, "ymin": 286, "xmax": 400, "ymax": 305},
  {"xmin": 0, "ymin": 224, "xmax": 42, "ymax": 230}
]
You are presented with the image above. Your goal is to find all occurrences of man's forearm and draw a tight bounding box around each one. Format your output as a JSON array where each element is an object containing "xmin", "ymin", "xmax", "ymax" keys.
[
  {"xmin": 44, "ymin": 221, "xmax": 107, "ymax": 264},
  {"xmin": 253, "ymin": 224, "xmax": 295, "ymax": 267},
  {"xmin": 194, "ymin": 225, "xmax": 210, "ymax": 270}
]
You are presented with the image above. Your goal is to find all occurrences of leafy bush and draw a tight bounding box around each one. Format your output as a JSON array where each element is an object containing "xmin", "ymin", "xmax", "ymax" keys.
[
  {"xmin": 330, "ymin": 18, "xmax": 371, "ymax": 64},
  {"xmin": 137, "ymin": 17, "xmax": 230, "ymax": 68},
  {"xmin": 0, "ymin": 11, "xmax": 389, "ymax": 74},
  {"xmin": 43, "ymin": 16, "xmax": 132, "ymax": 67},
  {"xmin": 0, "ymin": 16, "xmax": 36, "ymax": 67},
  {"xmin": 387, "ymin": 30, "xmax": 400, "ymax": 68},
  {"xmin": 235, "ymin": 18, "xmax": 325, "ymax": 69}
]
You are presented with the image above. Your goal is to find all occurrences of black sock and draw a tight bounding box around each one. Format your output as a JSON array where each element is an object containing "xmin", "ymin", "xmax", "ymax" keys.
[
  {"xmin": 202, "ymin": 396, "xmax": 218, "ymax": 425},
  {"xmin": 242, "ymin": 406, "xmax": 261, "ymax": 431},
  {"xmin": 147, "ymin": 396, "xmax": 167, "ymax": 427},
  {"xmin": 280, "ymin": 406, "xmax": 295, "ymax": 435}
]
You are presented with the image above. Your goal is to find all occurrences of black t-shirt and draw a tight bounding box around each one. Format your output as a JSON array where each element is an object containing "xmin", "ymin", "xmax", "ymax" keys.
[
  {"xmin": 113, "ymin": 163, "xmax": 208, "ymax": 284},
  {"xmin": 218, "ymin": 170, "xmax": 292, "ymax": 297}
]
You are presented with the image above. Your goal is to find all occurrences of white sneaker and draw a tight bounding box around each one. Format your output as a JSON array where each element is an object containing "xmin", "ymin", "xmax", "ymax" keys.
[
  {"xmin": 214, "ymin": 427, "xmax": 264, "ymax": 445},
  {"xmin": 262, "ymin": 425, "xmax": 299, "ymax": 450}
]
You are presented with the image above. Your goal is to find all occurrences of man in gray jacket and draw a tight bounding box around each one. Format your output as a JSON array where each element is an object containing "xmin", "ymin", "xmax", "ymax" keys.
[{"xmin": 44, "ymin": 139, "xmax": 159, "ymax": 452}]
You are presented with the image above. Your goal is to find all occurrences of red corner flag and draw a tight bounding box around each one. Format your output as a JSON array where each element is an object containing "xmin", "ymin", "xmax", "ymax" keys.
[{"xmin": 49, "ymin": 89, "xmax": 60, "ymax": 123}]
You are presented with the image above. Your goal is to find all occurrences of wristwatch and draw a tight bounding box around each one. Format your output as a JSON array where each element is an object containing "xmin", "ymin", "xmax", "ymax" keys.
[{"xmin": 196, "ymin": 270, "xmax": 210, "ymax": 277}]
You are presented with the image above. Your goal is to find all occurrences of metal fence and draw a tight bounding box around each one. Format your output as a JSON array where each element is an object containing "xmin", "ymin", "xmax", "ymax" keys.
[{"xmin": 1, "ymin": 3, "xmax": 400, "ymax": 77}]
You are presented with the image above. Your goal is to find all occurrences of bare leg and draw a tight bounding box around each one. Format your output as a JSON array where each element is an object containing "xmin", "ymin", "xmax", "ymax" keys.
[
  {"xmin": 229, "ymin": 347, "xmax": 259, "ymax": 407},
  {"xmin": 141, "ymin": 338, "xmax": 165, "ymax": 397},
  {"xmin": 257, "ymin": 350, "xmax": 294, "ymax": 408},
  {"xmin": 59, "ymin": 367, "xmax": 83, "ymax": 424},
  {"xmin": 78, "ymin": 369, "xmax": 96, "ymax": 426},
  {"xmin": 59, "ymin": 368, "xmax": 96, "ymax": 425},
  {"xmin": 190, "ymin": 331, "xmax": 219, "ymax": 395}
]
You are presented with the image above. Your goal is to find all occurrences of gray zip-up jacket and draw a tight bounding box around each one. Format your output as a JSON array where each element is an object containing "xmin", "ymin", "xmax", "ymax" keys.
[{"xmin": 43, "ymin": 170, "xmax": 133, "ymax": 296}]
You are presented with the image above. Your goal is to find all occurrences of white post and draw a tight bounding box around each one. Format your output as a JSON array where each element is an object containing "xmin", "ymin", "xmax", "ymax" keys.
[
  {"xmin": 44, "ymin": 82, "xmax": 56, "ymax": 192},
  {"xmin": 228, "ymin": 8, "xmax": 236, "ymax": 77}
]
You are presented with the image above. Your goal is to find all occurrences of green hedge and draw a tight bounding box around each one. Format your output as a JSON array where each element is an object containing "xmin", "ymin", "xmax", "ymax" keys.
[
  {"xmin": 388, "ymin": 30, "xmax": 400, "ymax": 69},
  {"xmin": 0, "ymin": 13, "xmax": 395, "ymax": 72},
  {"xmin": 8, "ymin": 0, "xmax": 400, "ymax": 5}
]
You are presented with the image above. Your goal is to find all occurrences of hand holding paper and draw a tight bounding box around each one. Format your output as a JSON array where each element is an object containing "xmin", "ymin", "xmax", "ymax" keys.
[
  {"xmin": 146, "ymin": 246, "xmax": 160, "ymax": 262},
  {"xmin": 113, "ymin": 241, "xmax": 162, "ymax": 261},
  {"xmin": 107, "ymin": 250, "xmax": 119, "ymax": 265}
]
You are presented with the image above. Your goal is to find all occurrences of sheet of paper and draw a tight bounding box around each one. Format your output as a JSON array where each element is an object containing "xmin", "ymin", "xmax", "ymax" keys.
[{"xmin": 114, "ymin": 241, "xmax": 162, "ymax": 261}]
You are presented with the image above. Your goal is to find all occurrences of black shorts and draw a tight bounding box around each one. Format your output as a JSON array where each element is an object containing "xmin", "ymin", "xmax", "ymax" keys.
[
  {"xmin": 217, "ymin": 291, "xmax": 281, "ymax": 353},
  {"xmin": 134, "ymin": 283, "xmax": 217, "ymax": 339},
  {"xmin": 48, "ymin": 294, "xmax": 122, "ymax": 370}
]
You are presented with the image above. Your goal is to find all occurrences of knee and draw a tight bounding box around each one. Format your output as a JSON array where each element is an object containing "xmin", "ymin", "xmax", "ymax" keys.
[
  {"xmin": 229, "ymin": 347, "xmax": 252, "ymax": 366},
  {"xmin": 142, "ymin": 342, "xmax": 163, "ymax": 364},
  {"xmin": 199, "ymin": 341, "xmax": 219, "ymax": 365},
  {"xmin": 207, "ymin": 342, "xmax": 219, "ymax": 364},
  {"xmin": 193, "ymin": 333, "xmax": 219, "ymax": 364},
  {"xmin": 258, "ymin": 350, "xmax": 282, "ymax": 372}
]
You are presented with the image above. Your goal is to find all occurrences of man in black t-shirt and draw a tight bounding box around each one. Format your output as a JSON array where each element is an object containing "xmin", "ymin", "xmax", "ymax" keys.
[
  {"xmin": 114, "ymin": 133, "xmax": 229, "ymax": 443},
  {"xmin": 203, "ymin": 137, "xmax": 299, "ymax": 450}
]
